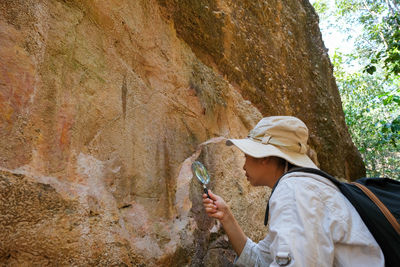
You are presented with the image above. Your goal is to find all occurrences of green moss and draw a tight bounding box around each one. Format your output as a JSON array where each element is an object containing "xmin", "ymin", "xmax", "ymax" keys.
[{"xmin": 189, "ymin": 61, "xmax": 227, "ymax": 115}]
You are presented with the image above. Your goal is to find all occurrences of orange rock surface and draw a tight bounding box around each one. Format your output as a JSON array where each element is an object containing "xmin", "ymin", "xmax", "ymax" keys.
[{"xmin": 0, "ymin": 0, "xmax": 365, "ymax": 265}]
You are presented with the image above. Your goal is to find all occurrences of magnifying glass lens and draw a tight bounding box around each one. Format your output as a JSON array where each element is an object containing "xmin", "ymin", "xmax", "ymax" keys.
[{"xmin": 192, "ymin": 161, "xmax": 211, "ymax": 198}]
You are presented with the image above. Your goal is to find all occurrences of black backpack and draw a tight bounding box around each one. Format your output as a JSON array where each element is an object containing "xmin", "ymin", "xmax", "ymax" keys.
[{"xmin": 264, "ymin": 167, "xmax": 400, "ymax": 267}]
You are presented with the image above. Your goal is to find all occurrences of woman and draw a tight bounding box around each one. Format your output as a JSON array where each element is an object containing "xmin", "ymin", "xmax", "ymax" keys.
[{"xmin": 203, "ymin": 116, "xmax": 384, "ymax": 266}]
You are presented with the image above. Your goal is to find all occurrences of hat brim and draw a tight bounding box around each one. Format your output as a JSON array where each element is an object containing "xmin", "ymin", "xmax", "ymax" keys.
[{"xmin": 226, "ymin": 138, "xmax": 318, "ymax": 169}]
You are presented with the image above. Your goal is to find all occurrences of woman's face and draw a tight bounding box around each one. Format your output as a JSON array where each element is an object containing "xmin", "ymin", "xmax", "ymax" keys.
[{"xmin": 243, "ymin": 155, "xmax": 283, "ymax": 188}]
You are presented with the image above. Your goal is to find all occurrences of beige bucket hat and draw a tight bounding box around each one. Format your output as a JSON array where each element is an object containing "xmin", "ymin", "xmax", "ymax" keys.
[{"xmin": 226, "ymin": 116, "xmax": 318, "ymax": 169}]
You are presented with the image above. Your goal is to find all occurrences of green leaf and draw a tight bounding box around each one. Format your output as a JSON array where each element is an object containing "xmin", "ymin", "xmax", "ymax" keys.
[{"xmin": 365, "ymin": 65, "xmax": 377, "ymax": 75}]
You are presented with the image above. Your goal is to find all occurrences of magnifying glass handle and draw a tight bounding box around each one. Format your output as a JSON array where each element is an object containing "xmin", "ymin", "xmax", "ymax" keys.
[{"xmin": 204, "ymin": 187, "xmax": 211, "ymax": 199}]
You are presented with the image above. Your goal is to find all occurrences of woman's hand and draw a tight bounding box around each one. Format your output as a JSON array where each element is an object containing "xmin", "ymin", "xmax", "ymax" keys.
[
  {"xmin": 202, "ymin": 190, "xmax": 231, "ymax": 222},
  {"xmin": 202, "ymin": 189, "xmax": 247, "ymax": 256}
]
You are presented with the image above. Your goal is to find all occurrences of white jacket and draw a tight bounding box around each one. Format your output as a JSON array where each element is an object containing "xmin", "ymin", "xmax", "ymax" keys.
[{"xmin": 234, "ymin": 171, "xmax": 384, "ymax": 267}]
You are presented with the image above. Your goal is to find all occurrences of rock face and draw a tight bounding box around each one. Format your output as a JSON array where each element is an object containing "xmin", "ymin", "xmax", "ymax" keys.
[{"xmin": 0, "ymin": 0, "xmax": 365, "ymax": 266}]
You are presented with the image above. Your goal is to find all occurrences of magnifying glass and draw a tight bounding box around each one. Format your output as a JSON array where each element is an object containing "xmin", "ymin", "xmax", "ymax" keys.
[{"xmin": 191, "ymin": 161, "xmax": 211, "ymax": 199}]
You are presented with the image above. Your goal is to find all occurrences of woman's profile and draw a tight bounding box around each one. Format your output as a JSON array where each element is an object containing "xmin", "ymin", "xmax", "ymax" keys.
[{"xmin": 203, "ymin": 116, "xmax": 384, "ymax": 266}]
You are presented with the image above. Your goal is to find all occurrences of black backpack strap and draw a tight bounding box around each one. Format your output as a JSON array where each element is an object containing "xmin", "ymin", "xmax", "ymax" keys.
[{"xmin": 264, "ymin": 167, "xmax": 342, "ymax": 225}]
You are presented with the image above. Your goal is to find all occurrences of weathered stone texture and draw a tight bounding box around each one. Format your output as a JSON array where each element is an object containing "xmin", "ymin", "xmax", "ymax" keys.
[{"xmin": 0, "ymin": 0, "xmax": 365, "ymax": 266}]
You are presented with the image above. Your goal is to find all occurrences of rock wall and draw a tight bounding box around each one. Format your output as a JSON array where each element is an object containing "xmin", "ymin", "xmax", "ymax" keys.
[{"xmin": 0, "ymin": 0, "xmax": 365, "ymax": 266}]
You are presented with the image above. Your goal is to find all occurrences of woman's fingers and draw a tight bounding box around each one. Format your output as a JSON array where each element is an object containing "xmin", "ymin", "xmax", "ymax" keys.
[
  {"xmin": 204, "ymin": 202, "xmax": 224, "ymax": 219},
  {"xmin": 204, "ymin": 202, "xmax": 217, "ymax": 210},
  {"xmin": 207, "ymin": 190, "xmax": 219, "ymax": 201},
  {"xmin": 205, "ymin": 207, "xmax": 216, "ymax": 213},
  {"xmin": 203, "ymin": 198, "xmax": 217, "ymax": 215},
  {"xmin": 203, "ymin": 198, "xmax": 213, "ymax": 204},
  {"xmin": 202, "ymin": 190, "xmax": 227, "ymax": 220},
  {"xmin": 205, "ymin": 203, "xmax": 216, "ymax": 209},
  {"xmin": 203, "ymin": 190, "xmax": 221, "ymax": 203}
]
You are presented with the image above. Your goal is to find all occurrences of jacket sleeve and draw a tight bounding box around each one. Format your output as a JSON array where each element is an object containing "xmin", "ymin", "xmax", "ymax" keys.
[
  {"xmin": 234, "ymin": 237, "xmax": 274, "ymax": 266},
  {"xmin": 235, "ymin": 178, "xmax": 337, "ymax": 267}
]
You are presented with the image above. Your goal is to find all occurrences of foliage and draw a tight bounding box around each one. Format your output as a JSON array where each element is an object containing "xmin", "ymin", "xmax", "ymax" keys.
[
  {"xmin": 331, "ymin": 0, "xmax": 400, "ymax": 77},
  {"xmin": 312, "ymin": 0, "xmax": 400, "ymax": 179},
  {"xmin": 313, "ymin": 0, "xmax": 329, "ymax": 15},
  {"xmin": 332, "ymin": 52, "xmax": 400, "ymax": 178}
]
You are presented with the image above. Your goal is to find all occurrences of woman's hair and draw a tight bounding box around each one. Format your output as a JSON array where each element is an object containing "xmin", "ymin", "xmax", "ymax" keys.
[
  {"xmin": 269, "ymin": 156, "xmax": 296, "ymax": 171},
  {"xmin": 273, "ymin": 147, "xmax": 319, "ymax": 172},
  {"xmin": 260, "ymin": 146, "xmax": 319, "ymax": 172}
]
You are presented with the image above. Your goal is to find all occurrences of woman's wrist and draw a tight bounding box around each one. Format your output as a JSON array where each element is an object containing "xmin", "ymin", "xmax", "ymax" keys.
[
  {"xmin": 220, "ymin": 207, "xmax": 234, "ymax": 225},
  {"xmin": 218, "ymin": 208, "xmax": 247, "ymax": 256}
]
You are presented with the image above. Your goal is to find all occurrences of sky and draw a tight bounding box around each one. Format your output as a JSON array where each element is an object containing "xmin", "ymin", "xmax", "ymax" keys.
[{"xmin": 309, "ymin": 0, "xmax": 364, "ymax": 71}]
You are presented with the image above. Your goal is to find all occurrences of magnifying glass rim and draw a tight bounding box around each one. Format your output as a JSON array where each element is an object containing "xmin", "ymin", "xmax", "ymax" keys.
[{"xmin": 191, "ymin": 161, "xmax": 210, "ymax": 185}]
